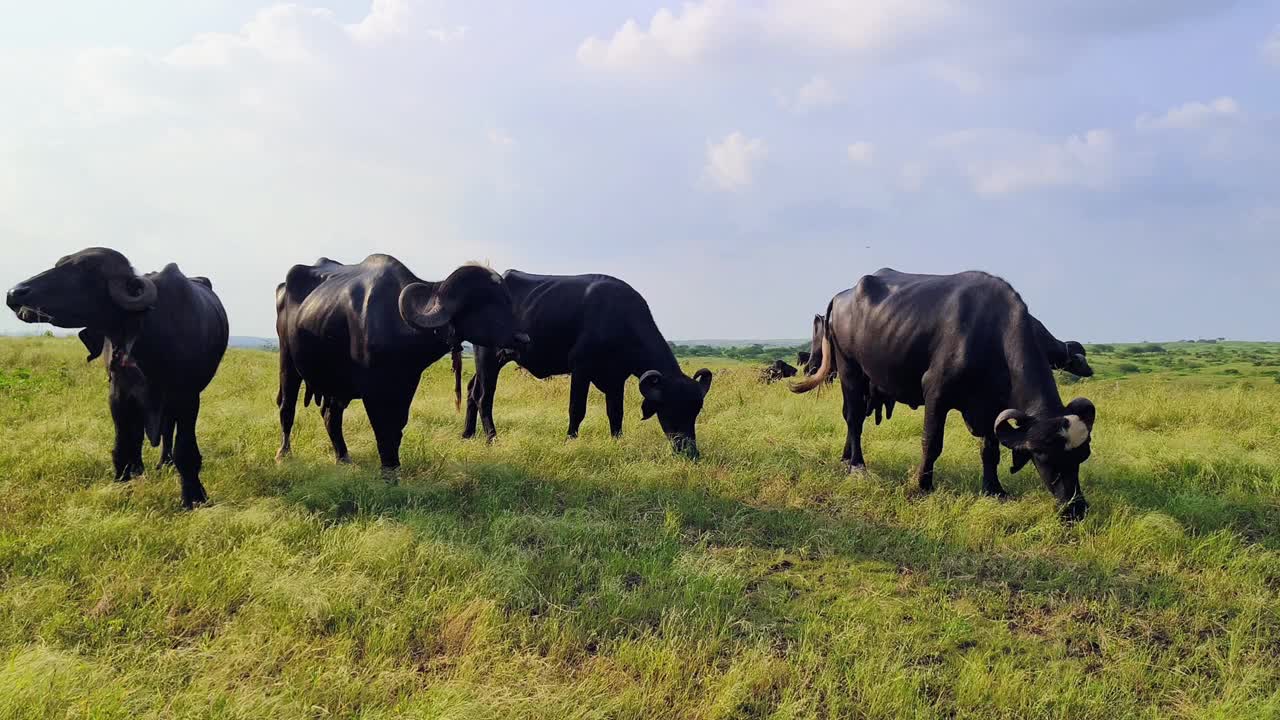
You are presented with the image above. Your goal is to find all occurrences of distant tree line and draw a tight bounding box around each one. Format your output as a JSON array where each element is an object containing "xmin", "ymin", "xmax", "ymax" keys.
[{"xmin": 669, "ymin": 341, "xmax": 808, "ymax": 363}]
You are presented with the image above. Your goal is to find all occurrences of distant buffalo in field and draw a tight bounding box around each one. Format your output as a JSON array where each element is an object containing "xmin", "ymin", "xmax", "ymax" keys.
[
  {"xmin": 759, "ymin": 359, "xmax": 799, "ymax": 384},
  {"xmin": 463, "ymin": 271, "xmax": 712, "ymax": 458},
  {"xmin": 274, "ymin": 255, "xmax": 527, "ymax": 479},
  {"xmin": 7, "ymin": 248, "xmax": 228, "ymax": 508},
  {"xmin": 793, "ymin": 268, "xmax": 1097, "ymax": 520}
]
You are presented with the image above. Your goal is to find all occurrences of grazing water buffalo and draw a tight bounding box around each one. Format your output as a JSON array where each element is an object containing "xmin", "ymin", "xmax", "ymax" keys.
[
  {"xmin": 759, "ymin": 359, "xmax": 799, "ymax": 384},
  {"xmin": 798, "ymin": 278, "xmax": 1094, "ymax": 426},
  {"xmin": 6, "ymin": 248, "xmax": 228, "ymax": 508},
  {"xmin": 462, "ymin": 271, "xmax": 713, "ymax": 457},
  {"xmin": 274, "ymin": 255, "xmax": 525, "ymax": 478},
  {"xmin": 792, "ymin": 269, "xmax": 1097, "ymax": 520}
]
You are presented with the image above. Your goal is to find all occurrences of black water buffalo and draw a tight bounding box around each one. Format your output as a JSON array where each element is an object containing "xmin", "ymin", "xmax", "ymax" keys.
[
  {"xmin": 759, "ymin": 359, "xmax": 799, "ymax": 384},
  {"xmin": 6, "ymin": 248, "xmax": 228, "ymax": 508},
  {"xmin": 792, "ymin": 269, "xmax": 1097, "ymax": 520},
  {"xmin": 803, "ymin": 305, "xmax": 1093, "ymax": 379},
  {"xmin": 462, "ymin": 271, "xmax": 713, "ymax": 457},
  {"xmin": 275, "ymin": 255, "xmax": 525, "ymax": 478}
]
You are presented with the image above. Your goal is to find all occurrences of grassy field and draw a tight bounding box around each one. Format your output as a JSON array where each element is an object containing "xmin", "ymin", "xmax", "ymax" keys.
[{"xmin": 1, "ymin": 336, "xmax": 1280, "ymax": 719}]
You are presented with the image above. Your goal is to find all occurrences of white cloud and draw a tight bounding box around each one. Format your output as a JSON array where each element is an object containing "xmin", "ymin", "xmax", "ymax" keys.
[
  {"xmin": 1261, "ymin": 26, "xmax": 1280, "ymax": 67},
  {"xmin": 1135, "ymin": 97, "xmax": 1240, "ymax": 131},
  {"xmin": 704, "ymin": 131, "xmax": 766, "ymax": 191},
  {"xmin": 934, "ymin": 128, "xmax": 1116, "ymax": 195},
  {"xmin": 488, "ymin": 128, "xmax": 516, "ymax": 148},
  {"xmin": 846, "ymin": 141, "xmax": 875, "ymax": 165},
  {"xmin": 580, "ymin": 1, "xmax": 1239, "ymax": 77},
  {"xmin": 347, "ymin": 0, "xmax": 411, "ymax": 45},
  {"xmin": 576, "ymin": 0, "xmax": 733, "ymax": 70},
  {"xmin": 785, "ymin": 75, "xmax": 841, "ymax": 113},
  {"xmin": 762, "ymin": 0, "xmax": 959, "ymax": 55}
]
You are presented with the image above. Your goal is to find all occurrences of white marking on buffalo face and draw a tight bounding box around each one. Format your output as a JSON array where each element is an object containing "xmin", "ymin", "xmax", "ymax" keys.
[{"xmin": 1062, "ymin": 415, "xmax": 1089, "ymax": 450}]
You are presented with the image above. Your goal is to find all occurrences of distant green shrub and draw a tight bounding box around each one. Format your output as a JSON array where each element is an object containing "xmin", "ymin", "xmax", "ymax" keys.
[
  {"xmin": 1117, "ymin": 363, "xmax": 1142, "ymax": 374},
  {"xmin": 1090, "ymin": 344, "xmax": 1115, "ymax": 353},
  {"xmin": 1130, "ymin": 344, "xmax": 1167, "ymax": 354},
  {"xmin": 1222, "ymin": 369, "xmax": 1240, "ymax": 376}
]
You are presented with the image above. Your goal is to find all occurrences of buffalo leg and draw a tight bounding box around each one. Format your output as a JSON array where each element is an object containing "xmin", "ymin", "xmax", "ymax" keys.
[
  {"xmin": 322, "ymin": 401, "xmax": 351, "ymax": 463},
  {"xmin": 602, "ymin": 379, "xmax": 625, "ymax": 437},
  {"xmin": 276, "ymin": 349, "xmax": 302, "ymax": 461},
  {"xmin": 109, "ymin": 392, "xmax": 145, "ymax": 481},
  {"xmin": 172, "ymin": 397, "xmax": 208, "ymax": 509},
  {"xmin": 566, "ymin": 371, "xmax": 590, "ymax": 439},
  {"xmin": 158, "ymin": 415, "xmax": 176, "ymax": 468},
  {"xmin": 915, "ymin": 400, "xmax": 947, "ymax": 492},
  {"xmin": 475, "ymin": 347, "xmax": 503, "ymax": 442},
  {"xmin": 365, "ymin": 387, "xmax": 415, "ymax": 483},
  {"xmin": 462, "ymin": 375, "xmax": 480, "ymax": 439},
  {"xmin": 980, "ymin": 436, "xmax": 1008, "ymax": 497},
  {"xmin": 835, "ymin": 355, "xmax": 869, "ymax": 471}
]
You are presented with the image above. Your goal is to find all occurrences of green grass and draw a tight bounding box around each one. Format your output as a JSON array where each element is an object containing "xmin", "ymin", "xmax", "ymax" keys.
[{"xmin": 1, "ymin": 336, "xmax": 1280, "ymax": 718}]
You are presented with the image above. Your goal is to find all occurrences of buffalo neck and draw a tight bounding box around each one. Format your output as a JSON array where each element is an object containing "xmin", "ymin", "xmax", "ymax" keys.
[
  {"xmin": 1006, "ymin": 314, "xmax": 1066, "ymax": 418},
  {"xmin": 628, "ymin": 325, "xmax": 685, "ymax": 380}
]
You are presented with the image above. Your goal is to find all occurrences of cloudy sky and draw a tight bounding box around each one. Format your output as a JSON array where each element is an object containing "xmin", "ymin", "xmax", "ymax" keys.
[{"xmin": 2, "ymin": 0, "xmax": 1277, "ymax": 341}]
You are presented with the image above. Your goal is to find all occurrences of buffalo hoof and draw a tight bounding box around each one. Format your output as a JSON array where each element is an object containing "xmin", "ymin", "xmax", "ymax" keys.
[
  {"xmin": 157, "ymin": 457, "xmax": 175, "ymax": 470},
  {"xmin": 983, "ymin": 488, "xmax": 1010, "ymax": 500},
  {"xmin": 336, "ymin": 455, "xmax": 353, "ymax": 465},
  {"xmin": 485, "ymin": 433, "xmax": 498, "ymax": 445},
  {"xmin": 275, "ymin": 447, "xmax": 291, "ymax": 464},
  {"xmin": 566, "ymin": 432, "xmax": 579, "ymax": 440},
  {"xmin": 1059, "ymin": 498, "xmax": 1088, "ymax": 522},
  {"xmin": 381, "ymin": 467, "xmax": 399, "ymax": 485},
  {"xmin": 182, "ymin": 487, "xmax": 208, "ymax": 510},
  {"xmin": 907, "ymin": 477, "xmax": 935, "ymax": 498},
  {"xmin": 461, "ymin": 430, "xmax": 476, "ymax": 440},
  {"xmin": 845, "ymin": 461, "xmax": 866, "ymax": 474}
]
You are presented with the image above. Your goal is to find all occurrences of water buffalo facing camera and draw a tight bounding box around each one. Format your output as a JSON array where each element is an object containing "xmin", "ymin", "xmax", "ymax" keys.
[
  {"xmin": 792, "ymin": 268, "xmax": 1097, "ymax": 520},
  {"xmin": 759, "ymin": 359, "xmax": 798, "ymax": 384},
  {"xmin": 462, "ymin": 270, "xmax": 713, "ymax": 458},
  {"xmin": 275, "ymin": 256, "xmax": 526, "ymax": 479},
  {"xmin": 639, "ymin": 367, "xmax": 713, "ymax": 458},
  {"xmin": 995, "ymin": 399, "xmax": 1096, "ymax": 520},
  {"xmin": 6, "ymin": 247, "xmax": 228, "ymax": 509}
]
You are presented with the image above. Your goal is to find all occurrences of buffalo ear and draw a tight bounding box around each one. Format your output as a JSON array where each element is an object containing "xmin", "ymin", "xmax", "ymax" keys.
[
  {"xmin": 399, "ymin": 282, "xmax": 454, "ymax": 331},
  {"xmin": 107, "ymin": 274, "xmax": 157, "ymax": 311},
  {"xmin": 1066, "ymin": 397, "xmax": 1096, "ymax": 430},
  {"xmin": 639, "ymin": 370, "xmax": 663, "ymax": 420},
  {"xmin": 994, "ymin": 408, "xmax": 1032, "ymax": 450},
  {"xmin": 78, "ymin": 329, "xmax": 105, "ymax": 362},
  {"xmin": 693, "ymin": 368, "xmax": 713, "ymax": 396},
  {"xmin": 1010, "ymin": 448, "xmax": 1032, "ymax": 474}
]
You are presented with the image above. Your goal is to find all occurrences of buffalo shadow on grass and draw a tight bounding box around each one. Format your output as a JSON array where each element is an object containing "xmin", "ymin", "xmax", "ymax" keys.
[{"xmin": 282, "ymin": 459, "xmax": 1189, "ymax": 618}]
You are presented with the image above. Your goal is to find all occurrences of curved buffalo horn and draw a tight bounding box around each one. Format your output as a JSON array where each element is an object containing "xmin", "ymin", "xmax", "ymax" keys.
[
  {"xmin": 107, "ymin": 274, "xmax": 157, "ymax": 311},
  {"xmin": 399, "ymin": 282, "xmax": 454, "ymax": 331},
  {"xmin": 692, "ymin": 368, "xmax": 713, "ymax": 396},
  {"xmin": 638, "ymin": 370, "xmax": 663, "ymax": 419},
  {"xmin": 994, "ymin": 408, "xmax": 1032, "ymax": 439}
]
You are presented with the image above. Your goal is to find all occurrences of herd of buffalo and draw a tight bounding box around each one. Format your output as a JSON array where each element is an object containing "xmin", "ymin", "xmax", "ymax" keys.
[{"xmin": 6, "ymin": 248, "xmax": 1099, "ymax": 519}]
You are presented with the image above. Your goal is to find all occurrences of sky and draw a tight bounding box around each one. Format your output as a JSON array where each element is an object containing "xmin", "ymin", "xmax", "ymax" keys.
[{"xmin": 1, "ymin": 0, "xmax": 1278, "ymax": 342}]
